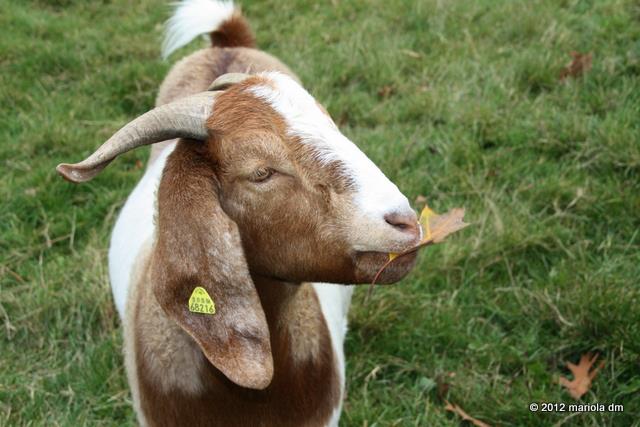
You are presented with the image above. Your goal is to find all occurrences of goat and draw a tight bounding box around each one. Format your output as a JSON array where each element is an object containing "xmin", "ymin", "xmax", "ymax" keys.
[{"xmin": 57, "ymin": 1, "xmax": 421, "ymax": 425}]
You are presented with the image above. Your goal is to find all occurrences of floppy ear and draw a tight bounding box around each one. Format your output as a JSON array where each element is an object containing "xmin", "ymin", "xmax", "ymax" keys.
[{"xmin": 150, "ymin": 139, "xmax": 273, "ymax": 390}]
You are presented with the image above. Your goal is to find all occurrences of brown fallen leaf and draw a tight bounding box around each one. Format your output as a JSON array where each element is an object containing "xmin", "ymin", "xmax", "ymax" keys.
[
  {"xmin": 436, "ymin": 371, "xmax": 456, "ymax": 400},
  {"xmin": 559, "ymin": 51, "xmax": 593, "ymax": 81},
  {"xmin": 377, "ymin": 85, "xmax": 395, "ymax": 99},
  {"xmin": 558, "ymin": 353, "xmax": 604, "ymax": 399},
  {"xmin": 445, "ymin": 400, "xmax": 491, "ymax": 427}
]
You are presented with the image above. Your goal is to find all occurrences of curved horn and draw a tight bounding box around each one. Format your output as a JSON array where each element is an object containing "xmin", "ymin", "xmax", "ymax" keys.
[
  {"xmin": 56, "ymin": 91, "xmax": 219, "ymax": 183},
  {"xmin": 208, "ymin": 72, "xmax": 251, "ymax": 91}
]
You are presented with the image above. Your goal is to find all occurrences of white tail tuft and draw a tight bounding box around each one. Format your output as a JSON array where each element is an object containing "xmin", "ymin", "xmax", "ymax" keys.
[{"xmin": 162, "ymin": 0, "xmax": 236, "ymax": 59}]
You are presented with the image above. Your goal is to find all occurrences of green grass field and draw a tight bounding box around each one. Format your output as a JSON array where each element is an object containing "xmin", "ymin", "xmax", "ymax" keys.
[{"xmin": 2, "ymin": 0, "xmax": 639, "ymax": 425}]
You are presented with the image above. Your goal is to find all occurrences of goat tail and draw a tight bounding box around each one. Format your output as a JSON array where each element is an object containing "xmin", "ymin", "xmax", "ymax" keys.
[{"xmin": 162, "ymin": 0, "xmax": 255, "ymax": 59}]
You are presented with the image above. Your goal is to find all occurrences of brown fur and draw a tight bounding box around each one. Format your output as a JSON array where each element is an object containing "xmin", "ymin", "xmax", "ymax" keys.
[{"xmin": 210, "ymin": 12, "xmax": 256, "ymax": 48}]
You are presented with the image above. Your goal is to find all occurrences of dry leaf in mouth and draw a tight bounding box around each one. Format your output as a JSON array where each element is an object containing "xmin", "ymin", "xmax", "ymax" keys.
[
  {"xmin": 385, "ymin": 205, "xmax": 468, "ymax": 263},
  {"xmin": 367, "ymin": 205, "xmax": 468, "ymax": 296},
  {"xmin": 444, "ymin": 401, "xmax": 492, "ymax": 427},
  {"xmin": 558, "ymin": 353, "xmax": 604, "ymax": 399}
]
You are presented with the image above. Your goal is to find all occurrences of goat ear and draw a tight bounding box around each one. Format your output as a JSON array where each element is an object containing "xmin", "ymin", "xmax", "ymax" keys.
[{"xmin": 151, "ymin": 140, "xmax": 273, "ymax": 390}]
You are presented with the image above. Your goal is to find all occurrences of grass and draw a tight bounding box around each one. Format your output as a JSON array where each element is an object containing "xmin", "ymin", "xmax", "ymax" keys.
[{"xmin": 1, "ymin": 0, "xmax": 639, "ymax": 425}]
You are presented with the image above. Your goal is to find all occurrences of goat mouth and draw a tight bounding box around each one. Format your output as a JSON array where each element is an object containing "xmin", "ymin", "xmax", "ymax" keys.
[
  {"xmin": 357, "ymin": 250, "xmax": 418, "ymax": 263},
  {"xmin": 353, "ymin": 250, "xmax": 418, "ymax": 284}
]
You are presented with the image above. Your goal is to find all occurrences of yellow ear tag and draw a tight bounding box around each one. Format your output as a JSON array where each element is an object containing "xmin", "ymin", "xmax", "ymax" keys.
[{"xmin": 188, "ymin": 286, "xmax": 216, "ymax": 315}]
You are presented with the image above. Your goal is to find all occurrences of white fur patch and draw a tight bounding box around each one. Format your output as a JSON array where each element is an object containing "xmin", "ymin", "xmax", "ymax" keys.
[
  {"xmin": 249, "ymin": 72, "xmax": 413, "ymax": 251},
  {"xmin": 162, "ymin": 0, "xmax": 236, "ymax": 59},
  {"xmin": 312, "ymin": 283, "xmax": 353, "ymax": 427}
]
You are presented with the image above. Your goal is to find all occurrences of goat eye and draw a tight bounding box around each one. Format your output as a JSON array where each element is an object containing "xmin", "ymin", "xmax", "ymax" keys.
[{"xmin": 248, "ymin": 167, "xmax": 275, "ymax": 183}]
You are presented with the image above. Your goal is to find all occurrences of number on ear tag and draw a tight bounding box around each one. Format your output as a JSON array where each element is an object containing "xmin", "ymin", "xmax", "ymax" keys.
[{"xmin": 188, "ymin": 286, "xmax": 216, "ymax": 315}]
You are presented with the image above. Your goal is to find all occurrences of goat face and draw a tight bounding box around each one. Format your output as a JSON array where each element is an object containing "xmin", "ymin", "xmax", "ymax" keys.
[{"xmin": 207, "ymin": 72, "xmax": 421, "ymax": 285}]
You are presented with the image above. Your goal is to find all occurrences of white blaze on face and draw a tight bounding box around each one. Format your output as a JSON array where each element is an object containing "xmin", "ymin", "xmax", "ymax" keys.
[{"xmin": 249, "ymin": 72, "xmax": 413, "ymax": 252}]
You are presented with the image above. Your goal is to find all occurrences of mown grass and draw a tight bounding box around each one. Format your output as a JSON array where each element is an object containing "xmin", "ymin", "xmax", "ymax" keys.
[{"xmin": 1, "ymin": 0, "xmax": 639, "ymax": 425}]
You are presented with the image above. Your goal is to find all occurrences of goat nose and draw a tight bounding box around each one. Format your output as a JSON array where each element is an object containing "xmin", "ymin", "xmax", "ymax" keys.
[{"xmin": 384, "ymin": 210, "xmax": 419, "ymax": 236}]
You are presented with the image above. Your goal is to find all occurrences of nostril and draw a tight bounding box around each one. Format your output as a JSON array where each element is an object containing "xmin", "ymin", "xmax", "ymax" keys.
[
  {"xmin": 385, "ymin": 216, "xmax": 408, "ymax": 229},
  {"xmin": 384, "ymin": 211, "xmax": 418, "ymax": 234},
  {"xmin": 390, "ymin": 221, "xmax": 408, "ymax": 229}
]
